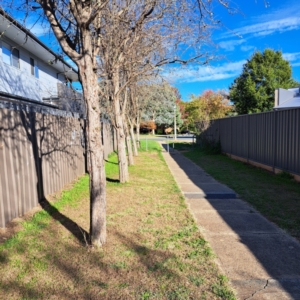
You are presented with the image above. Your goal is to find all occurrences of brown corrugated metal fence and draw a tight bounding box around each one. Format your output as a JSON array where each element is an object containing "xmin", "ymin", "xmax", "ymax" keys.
[
  {"xmin": 0, "ymin": 103, "xmax": 116, "ymax": 228},
  {"xmin": 200, "ymin": 107, "xmax": 300, "ymax": 176}
]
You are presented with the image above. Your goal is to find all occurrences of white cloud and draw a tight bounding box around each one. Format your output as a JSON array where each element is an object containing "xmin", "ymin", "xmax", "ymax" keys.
[
  {"xmin": 223, "ymin": 17, "xmax": 300, "ymax": 39},
  {"xmin": 220, "ymin": 2, "xmax": 300, "ymax": 41},
  {"xmin": 283, "ymin": 52, "xmax": 300, "ymax": 62},
  {"xmin": 24, "ymin": 18, "xmax": 51, "ymax": 37},
  {"xmin": 29, "ymin": 24, "xmax": 48, "ymax": 37},
  {"xmin": 253, "ymin": 1, "xmax": 299, "ymax": 23},
  {"xmin": 162, "ymin": 60, "xmax": 246, "ymax": 83},
  {"xmin": 218, "ymin": 39, "xmax": 245, "ymax": 51},
  {"xmin": 240, "ymin": 45, "xmax": 254, "ymax": 52},
  {"xmin": 283, "ymin": 52, "xmax": 300, "ymax": 68}
]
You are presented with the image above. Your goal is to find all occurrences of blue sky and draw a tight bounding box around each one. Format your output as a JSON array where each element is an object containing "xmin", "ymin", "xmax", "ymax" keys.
[
  {"xmin": 163, "ymin": 0, "xmax": 300, "ymax": 101},
  {"xmin": 21, "ymin": 0, "xmax": 300, "ymax": 100}
]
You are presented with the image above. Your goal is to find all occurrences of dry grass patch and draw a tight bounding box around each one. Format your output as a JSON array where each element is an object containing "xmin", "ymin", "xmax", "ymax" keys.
[{"xmin": 0, "ymin": 141, "xmax": 235, "ymax": 299}]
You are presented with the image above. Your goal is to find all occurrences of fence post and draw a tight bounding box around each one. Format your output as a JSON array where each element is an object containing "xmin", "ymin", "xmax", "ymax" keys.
[
  {"xmin": 247, "ymin": 115, "xmax": 250, "ymax": 163},
  {"xmin": 218, "ymin": 119, "xmax": 220, "ymax": 147},
  {"xmin": 167, "ymin": 136, "xmax": 169, "ymax": 153},
  {"xmin": 230, "ymin": 117, "xmax": 232, "ymax": 157},
  {"xmin": 146, "ymin": 136, "xmax": 148, "ymax": 151},
  {"xmin": 272, "ymin": 110, "xmax": 277, "ymax": 173}
]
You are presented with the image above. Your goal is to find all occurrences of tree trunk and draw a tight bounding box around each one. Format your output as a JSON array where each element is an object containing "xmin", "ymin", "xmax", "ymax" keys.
[
  {"xmin": 136, "ymin": 116, "xmax": 141, "ymax": 149},
  {"xmin": 124, "ymin": 117, "xmax": 134, "ymax": 165},
  {"xmin": 78, "ymin": 60, "xmax": 106, "ymax": 247},
  {"xmin": 113, "ymin": 72, "xmax": 129, "ymax": 183},
  {"xmin": 152, "ymin": 116, "xmax": 155, "ymax": 135},
  {"xmin": 115, "ymin": 104, "xmax": 129, "ymax": 182},
  {"xmin": 152, "ymin": 129, "xmax": 155, "ymax": 135},
  {"xmin": 128, "ymin": 118, "xmax": 138, "ymax": 156}
]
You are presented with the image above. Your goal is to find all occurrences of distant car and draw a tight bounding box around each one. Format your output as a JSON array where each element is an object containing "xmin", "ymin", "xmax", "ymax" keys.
[
  {"xmin": 181, "ymin": 130, "xmax": 191, "ymax": 135},
  {"xmin": 140, "ymin": 128, "xmax": 151, "ymax": 134}
]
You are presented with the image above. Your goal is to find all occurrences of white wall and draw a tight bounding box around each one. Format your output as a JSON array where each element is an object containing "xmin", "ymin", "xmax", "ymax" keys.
[
  {"xmin": 278, "ymin": 88, "xmax": 294, "ymax": 105},
  {"xmin": 0, "ymin": 37, "xmax": 66, "ymax": 101},
  {"xmin": 0, "ymin": 61, "xmax": 41, "ymax": 100},
  {"xmin": 38, "ymin": 59, "xmax": 61, "ymax": 99}
]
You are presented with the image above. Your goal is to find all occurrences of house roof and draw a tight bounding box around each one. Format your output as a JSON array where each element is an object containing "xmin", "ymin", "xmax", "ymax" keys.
[{"xmin": 0, "ymin": 8, "xmax": 79, "ymax": 82}]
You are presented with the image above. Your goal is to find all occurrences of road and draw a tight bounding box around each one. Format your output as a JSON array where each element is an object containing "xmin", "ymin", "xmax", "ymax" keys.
[{"xmin": 139, "ymin": 134, "xmax": 196, "ymax": 144}]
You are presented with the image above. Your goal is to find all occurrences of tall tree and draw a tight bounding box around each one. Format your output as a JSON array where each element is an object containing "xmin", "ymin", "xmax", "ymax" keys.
[
  {"xmin": 185, "ymin": 90, "xmax": 232, "ymax": 132},
  {"xmin": 177, "ymin": 99, "xmax": 189, "ymax": 130},
  {"xmin": 230, "ymin": 49, "xmax": 299, "ymax": 114},
  {"xmin": 18, "ymin": 0, "xmax": 109, "ymax": 247},
  {"xmin": 140, "ymin": 82, "xmax": 183, "ymax": 133}
]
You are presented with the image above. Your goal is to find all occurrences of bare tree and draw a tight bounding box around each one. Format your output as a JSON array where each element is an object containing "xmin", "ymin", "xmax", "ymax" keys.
[
  {"xmin": 96, "ymin": 1, "xmax": 160, "ymax": 183},
  {"xmin": 3, "ymin": 0, "xmax": 110, "ymax": 247},
  {"xmin": 96, "ymin": 0, "xmax": 236, "ymax": 176}
]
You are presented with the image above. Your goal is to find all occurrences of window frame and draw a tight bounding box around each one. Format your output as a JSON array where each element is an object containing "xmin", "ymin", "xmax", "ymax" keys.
[
  {"xmin": 30, "ymin": 57, "xmax": 39, "ymax": 78},
  {"xmin": 12, "ymin": 48, "xmax": 20, "ymax": 68},
  {"xmin": 1, "ymin": 41, "xmax": 20, "ymax": 69},
  {"xmin": 2, "ymin": 41, "xmax": 12, "ymax": 65}
]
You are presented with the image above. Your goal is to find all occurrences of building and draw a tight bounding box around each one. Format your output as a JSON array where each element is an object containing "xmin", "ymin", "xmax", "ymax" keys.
[
  {"xmin": 0, "ymin": 8, "xmax": 84, "ymax": 114},
  {"xmin": 274, "ymin": 87, "xmax": 300, "ymax": 110}
]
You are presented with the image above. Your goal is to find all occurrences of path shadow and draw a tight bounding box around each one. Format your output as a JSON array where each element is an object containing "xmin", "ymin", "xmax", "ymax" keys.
[{"xmin": 161, "ymin": 143, "xmax": 300, "ymax": 299}]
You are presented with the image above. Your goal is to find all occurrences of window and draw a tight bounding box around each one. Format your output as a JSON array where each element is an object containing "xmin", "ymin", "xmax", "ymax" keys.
[
  {"xmin": 1, "ymin": 42, "xmax": 20, "ymax": 69},
  {"xmin": 12, "ymin": 48, "xmax": 20, "ymax": 68},
  {"xmin": 30, "ymin": 57, "xmax": 39, "ymax": 78},
  {"xmin": 2, "ymin": 42, "xmax": 11, "ymax": 65},
  {"xmin": 30, "ymin": 57, "xmax": 34, "ymax": 75},
  {"xmin": 35, "ymin": 64, "xmax": 39, "ymax": 78}
]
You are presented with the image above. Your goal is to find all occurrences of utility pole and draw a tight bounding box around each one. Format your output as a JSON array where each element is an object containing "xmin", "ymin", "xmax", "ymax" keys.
[{"xmin": 174, "ymin": 104, "xmax": 177, "ymax": 140}]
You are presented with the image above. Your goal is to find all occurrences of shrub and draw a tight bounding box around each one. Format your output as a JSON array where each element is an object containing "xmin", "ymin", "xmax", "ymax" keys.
[{"xmin": 197, "ymin": 135, "xmax": 221, "ymax": 155}]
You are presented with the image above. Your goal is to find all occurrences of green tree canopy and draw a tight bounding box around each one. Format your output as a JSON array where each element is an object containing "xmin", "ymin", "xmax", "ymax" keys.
[
  {"xmin": 184, "ymin": 90, "xmax": 232, "ymax": 132},
  {"xmin": 142, "ymin": 83, "xmax": 183, "ymax": 127},
  {"xmin": 229, "ymin": 49, "xmax": 299, "ymax": 114}
]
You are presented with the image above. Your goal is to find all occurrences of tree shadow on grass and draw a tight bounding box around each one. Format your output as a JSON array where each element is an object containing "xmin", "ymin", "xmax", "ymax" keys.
[
  {"xmin": 114, "ymin": 231, "xmax": 178, "ymax": 276},
  {"xmin": 106, "ymin": 178, "xmax": 120, "ymax": 183},
  {"xmin": 0, "ymin": 252, "xmax": 8, "ymax": 264},
  {"xmin": 0, "ymin": 227, "xmax": 184, "ymax": 299},
  {"xmin": 40, "ymin": 198, "xmax": 89, "ymax": 245},
  {"xmin": 105, "ymin": 159, "xmax": 118, "ymax": 165}
]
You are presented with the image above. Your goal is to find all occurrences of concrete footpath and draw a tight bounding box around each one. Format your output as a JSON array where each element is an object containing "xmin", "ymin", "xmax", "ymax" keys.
[{"xmin": 161, "ymin": 145, "xmax": 300, "ymax": 300}]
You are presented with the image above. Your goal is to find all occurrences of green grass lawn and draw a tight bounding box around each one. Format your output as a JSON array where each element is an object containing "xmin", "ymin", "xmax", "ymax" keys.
[
  {"xmin": 0, "ymin": 141, "xmax": 235, "ymax": 300},
  {"xmin": 173, "ymin": 142, "xmax": 300, "ymax": 240}
]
